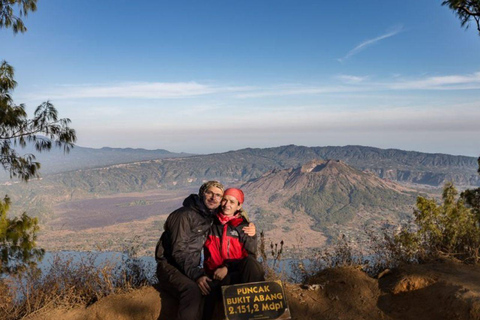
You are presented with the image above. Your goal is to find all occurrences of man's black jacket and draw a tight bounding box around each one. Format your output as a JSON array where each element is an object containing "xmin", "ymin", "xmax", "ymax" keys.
[{"xmin": 155, "ymin": 194, "xmax": 214, "ymax": 281}]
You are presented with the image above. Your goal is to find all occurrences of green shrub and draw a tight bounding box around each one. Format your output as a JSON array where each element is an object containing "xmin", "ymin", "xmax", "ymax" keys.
[{"xmin": 394, "ymin": 182, "xmax": 480, "ymax": 263}]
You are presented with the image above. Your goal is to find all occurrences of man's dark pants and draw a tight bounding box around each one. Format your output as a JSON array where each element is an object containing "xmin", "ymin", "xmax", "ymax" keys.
[
  {"xmin": 203, "ymin": 256, "xmax": 265, "ymax": 320},
  {"xmin": 157, "ymin": 261, "xmax": 203, "ymax": 320}
]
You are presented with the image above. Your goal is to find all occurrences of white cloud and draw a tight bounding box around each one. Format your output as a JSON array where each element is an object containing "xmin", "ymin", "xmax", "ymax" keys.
[
  {"xmin": 234, "ymin": 85, "xmax": 357, "ymax": 98},
  {"xmin": 236, "ymin": 71, "xmax": 480, "ymax": 98},
  {"xmin": 338, "ymin": 25, "xmax": 403, "ymax": 63},
  {"xmin": 24, "ymin": 82, "xmax": 254, "ymax": 100},
  {"xmin": 336, "ymin": 74, "xmax": 369, "ymax": 83},
  {"xmin": 389, "ymin": 72, "xmax": 480, "ymax": 90},
  {"xmin": 18, "ymin": 71, "xmax": 480, "ymax": 105}
]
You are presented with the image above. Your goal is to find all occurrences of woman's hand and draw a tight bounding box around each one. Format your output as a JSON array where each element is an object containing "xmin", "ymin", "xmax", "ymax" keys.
[
  {"xmin": 243, "ymin": 222, "xmax": 256, "ymax": 237},
  {"xmin": 213, "ymin": 266, "xmax": 228, "ymax": 281}
]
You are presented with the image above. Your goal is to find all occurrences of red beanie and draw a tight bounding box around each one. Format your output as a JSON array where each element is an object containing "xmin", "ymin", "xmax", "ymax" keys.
[{"xmin": 223, "ymin": 188, "xmax": 244, "ymax": 204}]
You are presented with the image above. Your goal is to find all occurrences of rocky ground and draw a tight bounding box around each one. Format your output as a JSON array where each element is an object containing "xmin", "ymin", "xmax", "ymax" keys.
[{"xmin": 26, "ymin": 260, "xmax": 480, "ymax": 320}]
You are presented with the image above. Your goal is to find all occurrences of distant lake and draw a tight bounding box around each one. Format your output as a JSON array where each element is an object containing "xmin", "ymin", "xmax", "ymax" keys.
[
  {"xmin": 37, "ymin": 251, "xmax": 157, "ymax": 282},
  {"xmin": 38, "ymin": 251, "xmax": 304, "ymax": 282},
  {"xmin": 40, "ymin": 251, "xmax": 155, "ymax": 267}
]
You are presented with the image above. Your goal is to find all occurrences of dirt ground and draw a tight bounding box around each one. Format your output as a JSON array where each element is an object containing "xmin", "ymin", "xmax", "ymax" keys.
[{"xmin": 26, "ymin": 260, "xmax": 480, "ymax": 320}]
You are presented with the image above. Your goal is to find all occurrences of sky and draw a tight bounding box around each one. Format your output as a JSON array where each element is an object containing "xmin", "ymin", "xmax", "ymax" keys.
[{"xmin": 1, "ymin": 0, "xmax": 480, "ymax": 156}]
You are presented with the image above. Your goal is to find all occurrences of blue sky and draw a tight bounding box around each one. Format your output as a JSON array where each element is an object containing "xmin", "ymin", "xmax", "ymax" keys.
[{"xmin": 1, "ymin": 0, "xmax": 480, "ymax": 156}]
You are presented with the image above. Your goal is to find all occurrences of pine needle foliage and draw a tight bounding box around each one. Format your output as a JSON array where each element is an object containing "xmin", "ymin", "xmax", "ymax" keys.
[
  {"xmin": 0, "ymin": 60, "xmax": 77, "ymax": 182},
  {"xmin": 442, "ymin": 0, "xmax": 480, "ymax": 35},
  {"xmin": 0, "ymin": 0, "xmax": 75, "ymax": 277},
  {"xmin": 0, "ymin": 195, "xmax": 43, "ymax": 274},
  {"xmin": 0, "ymin": 0, "xmax": 37, "ymax": 34}
]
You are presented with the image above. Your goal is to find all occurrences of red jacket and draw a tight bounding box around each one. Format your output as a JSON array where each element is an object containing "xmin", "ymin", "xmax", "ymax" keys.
[{"xmin": 204, "ymin": 212, "xmax": 257, "ymax": 275}]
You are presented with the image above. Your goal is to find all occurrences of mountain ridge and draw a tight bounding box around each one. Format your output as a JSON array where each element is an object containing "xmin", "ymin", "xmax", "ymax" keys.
[
  {"xmin": 242, "ymin": 159, "xmax": 416, "ymax": 241},
  {"xmin": 61, "ymin": 144, "xmax": 478, "ymax": 189},
  {"xmin": 3, "ymin": 144, "xmax": 476, "ymax": 186},
  {"xmin": 0, "ymin": 144, "xmax": 194, "ymax": 181}
]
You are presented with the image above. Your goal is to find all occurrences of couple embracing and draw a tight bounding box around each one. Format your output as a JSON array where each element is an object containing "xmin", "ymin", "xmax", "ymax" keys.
[{"xmin": 155, "ymin": 181, "xmax": 265, "ymax": 320}]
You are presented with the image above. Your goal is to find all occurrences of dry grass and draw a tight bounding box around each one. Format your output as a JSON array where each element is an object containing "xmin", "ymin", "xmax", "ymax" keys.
[{"xmin": 0, "ymin": 249, "xmax": 152, "ymax": 320}]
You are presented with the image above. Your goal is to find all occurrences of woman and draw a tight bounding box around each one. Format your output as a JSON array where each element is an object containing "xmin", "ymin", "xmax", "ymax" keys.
[{"xmin": 203, "ymin": 188, "xmax": 265, "ymax": 319}]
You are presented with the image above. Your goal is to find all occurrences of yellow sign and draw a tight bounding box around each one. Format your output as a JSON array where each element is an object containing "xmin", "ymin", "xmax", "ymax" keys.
[{"xmin": 222, "ymin": 280, "xmax": 291, "ymax": 320}]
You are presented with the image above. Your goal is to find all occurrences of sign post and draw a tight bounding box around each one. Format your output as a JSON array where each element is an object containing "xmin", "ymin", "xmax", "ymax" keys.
[{"xmin": 222, "ymin": 280, "xmax": 291, "ymax": 320}]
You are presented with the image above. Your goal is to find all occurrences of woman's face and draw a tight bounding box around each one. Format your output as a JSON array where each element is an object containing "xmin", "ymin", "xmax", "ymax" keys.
[{"xmin": 221, "ymin": 195, "xmax": 242, "ymax": 216}]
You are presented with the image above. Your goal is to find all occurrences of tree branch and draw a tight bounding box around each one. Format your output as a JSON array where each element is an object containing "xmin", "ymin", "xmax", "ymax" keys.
[{"xmin": 457, "ymin": 4, "xmax": 480, "ymax": 17}]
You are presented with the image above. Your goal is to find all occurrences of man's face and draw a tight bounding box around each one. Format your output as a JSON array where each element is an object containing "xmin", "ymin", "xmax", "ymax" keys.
[{"xmin": 203, "ymin": 186, "xmax": 223, "ymax": 211}]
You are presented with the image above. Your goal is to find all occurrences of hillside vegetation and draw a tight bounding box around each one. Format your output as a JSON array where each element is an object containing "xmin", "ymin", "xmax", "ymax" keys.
[
  {"xmin": 2, "ymin": 144, "xmax": 478, "ymax": 190},
  {"xmin": 243, "ymin": 160, "xmax": 417, "ymax": 242}
]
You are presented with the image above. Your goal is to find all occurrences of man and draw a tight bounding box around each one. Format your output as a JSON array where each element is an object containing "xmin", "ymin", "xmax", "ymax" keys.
[{"xmin": 155, "ymin": 181, "xmax": 255, "ymax": 320}]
